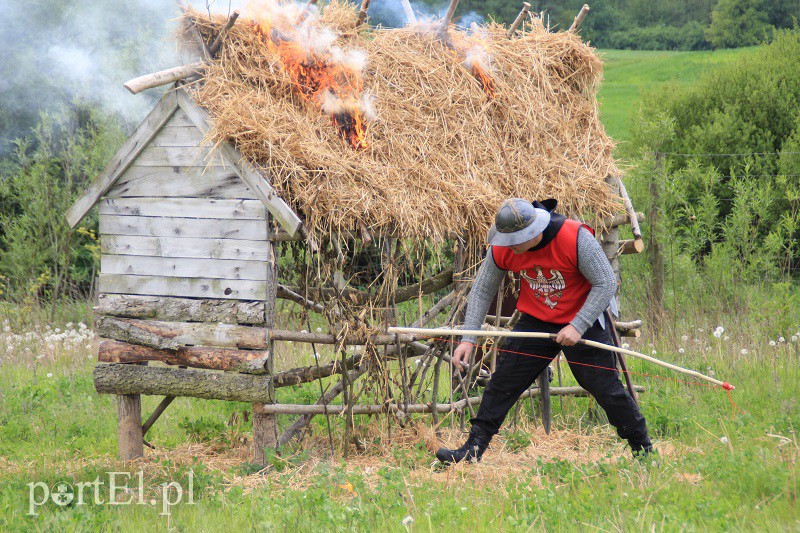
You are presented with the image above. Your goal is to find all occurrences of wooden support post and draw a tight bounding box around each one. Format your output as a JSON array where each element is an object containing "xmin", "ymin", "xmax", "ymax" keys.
[
  {"xmin": 252, "ymin": 219, "xmax": 279, "ymax": 466},
  {"xmin": 648, "ymin": 155, "xmax": 665, "ymax": 333},
  {"xmin": 569, "ymin": 4, "xmax": 590, "ymax": 31},
  {"xmin": 117, "ymin": 391, "xmax": 143, "ymax": 461},
  {"xmin": 507, "ymin": 2, "xmax": 531, "ymax": 38},
  {"xmin": 538, "ymin": 369, "xmax": 551, "ymax": 434}
]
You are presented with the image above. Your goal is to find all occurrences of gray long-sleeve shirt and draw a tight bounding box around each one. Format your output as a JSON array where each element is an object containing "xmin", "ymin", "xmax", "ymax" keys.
[{"xmin": 461, "ymin": 227, "xmax": 616, "ymax": 344}]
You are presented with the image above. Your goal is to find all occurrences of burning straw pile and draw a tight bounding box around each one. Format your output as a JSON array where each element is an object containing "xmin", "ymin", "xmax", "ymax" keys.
[{"xmin": 186, "ymin": 0, "xmax": 621, "ymax": 242}]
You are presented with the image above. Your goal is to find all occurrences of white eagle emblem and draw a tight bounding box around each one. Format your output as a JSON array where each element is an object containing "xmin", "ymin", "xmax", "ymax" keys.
[{"xmin": 520, "ymin": 266, "xmax": 565, "ymax": 309}]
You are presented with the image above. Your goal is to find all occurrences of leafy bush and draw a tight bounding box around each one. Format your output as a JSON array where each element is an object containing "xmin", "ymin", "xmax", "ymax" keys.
[{"xmin": 0, "ymin": 104, "xmax": 124, "ymax": 307}]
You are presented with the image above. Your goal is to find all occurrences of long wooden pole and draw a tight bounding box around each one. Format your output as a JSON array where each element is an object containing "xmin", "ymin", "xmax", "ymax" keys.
[
  {"xmin": 439, "ymin": 0, "xmax": 460, "ymax": 32},
  {"xmin": 387, "ymin": 327, "xmax": 735, "ymax": 389}
]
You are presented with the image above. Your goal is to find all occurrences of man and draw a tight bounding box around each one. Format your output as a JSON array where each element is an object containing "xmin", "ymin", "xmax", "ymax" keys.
[{"xmin": 435, "ymin": 198, "xmax": 652, "ymax": 464}]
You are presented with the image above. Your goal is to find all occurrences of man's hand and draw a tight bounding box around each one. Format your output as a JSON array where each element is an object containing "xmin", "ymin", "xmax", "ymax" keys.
[
  {"xmin": 555, "ymin": 324, "xmax": 581, "ymax": 346},
  {"xmin": 451, "ymin": 342, "xmax": 474, "ymax": 370}
]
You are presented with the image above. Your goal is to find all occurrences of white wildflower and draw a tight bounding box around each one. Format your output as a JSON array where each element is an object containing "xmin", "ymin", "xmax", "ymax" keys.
[
  {"xmin": 681, "ymin": 335, "xmax": 688, "ymax": 342},
  {"xmin": 779, "ymin": 336, "xmax": 785, "ymax": 343},
  {"xmin": 720, "ymin": 436, "xmax": 728, "ymax": 444},
  {"xmin": 87, "ymin": 354, "xmax": 92, "ymax": 359},
  {"xmin": 651, "ymin": 350, "xmax": 657, "ymax": 355},
  {"xmin": 314, "ymin": 352, "xmax": 321, "ymax": 360},
  {"xmin": 622, "ymin": 343, "xmax": 630, "ymax": 349},
  {"xmin": 7, "ymin": 345, "xmax": 12, "ymax": 351},
  {"xmin": 316, "ymin": 327, "xmax": 322, "ymax": 333},
  {"xmin": 792, "ymin": 335, "xmax": 798, "ymax": 343},
  {"xmin": 715, "ymin": 326, "xmax": 724, "ymax": 334},
  {"xmin": 301, "ymin": 329, "xmax": 307, "ymax": 334},
  {"xmin": 723, "ymin": 336, "xmax": 729, "ymax": 341},
  {"xmin": 769, "ymin": 340, "xmax": 777, "ymax": 347},
  {"xmin": 713, "ymin": 330, "xmax": 722, "ymax": 339},
  {"xmin": 46, "ymin": 372, "xmax": 53, "ymax": 378},
  {"xmin": 678, "ymin": 348, "xmax": 685, "ymax": 354},
  {"xmin": 401, "ymin": 516, "xmax": 414, "ymax": 527},
  {"xmin": 741, "ymin": 349, "xmax": 748, "ymax": 355},
  {"xmin": 54, "ymin": 328, "xmax": 60, "ymax": 334}
]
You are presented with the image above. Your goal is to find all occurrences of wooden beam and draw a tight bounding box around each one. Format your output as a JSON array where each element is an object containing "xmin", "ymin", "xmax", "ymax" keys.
[
  {"xmin": 507, "ymin": 2, "xmax": 531, "ymax": 38},
  {"xmin": 97, "ymin": 317, "xmax": 271, "ymax": 350},
  {"xmin": 124, "ymin": 63, "xmax": 205, "ymax": 95},
  {"xmin": 66, "ymin": 91, "xmax": 179, "ymax": 228},
  {"xmin": 176, "ymin": 90, "xmax": 303, "ymax": 237}
]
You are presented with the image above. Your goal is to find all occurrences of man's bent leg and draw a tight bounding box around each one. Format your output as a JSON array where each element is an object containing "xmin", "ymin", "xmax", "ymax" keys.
[
  {"xmin": 470, "ymin": 346, "xmax": 556, "ymax": 436},
  {"xmin": 563, "ymin": 324, "xmax": 651, "ymax": 451}
]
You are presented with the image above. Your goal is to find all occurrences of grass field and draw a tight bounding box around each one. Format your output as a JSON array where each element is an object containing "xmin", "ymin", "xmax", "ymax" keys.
[
  {"xmin": 2, "ymin": 47, "xmax": 799, "ymax": 531},
  {"xmin": 597, "ymin": 48, "xmax": 758, "ymax": 142}
]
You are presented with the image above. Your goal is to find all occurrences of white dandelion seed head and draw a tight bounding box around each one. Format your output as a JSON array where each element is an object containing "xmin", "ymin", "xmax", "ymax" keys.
[
  {"xmin": 720, "ymin": 436, "xmax": 728, "ymax": 444},
  {"xmin": 301, "ymin": 329, "xmax": 307, "ymax": 334},
  {"xmin": 769, "ymin": 340, "xmax": 777, "ymax": 347},
  {"xmin": 651, "ymin": 350, "xmax": 657, "ymax": 355},
  {"xmin": 779, "ymin": 336, "xmax": 785, "ymax": 343},
  {"xmin": 723, "ymin": 336, "xmax": 729, "ymax": 341},
  {"xmin": 792, "ymin": 335, "xmax": 798, "ymax": 343},
  {"xmin": 622, "ymin": 343, "xmax": 630, "ymax": 349},
  {"xmin": 740, "ymin": 349, "xmax": 748, "ymax": 355},
  {"xmin": 678, "ymin": 348, "xmax": 685, "ymax": 354},
  {"xmin": 46, "ymin": 372, "xmax": 53, "ymax": 378},
  {"xmin": 681, "ymin": 335, "xmax": 688, "ymax": 342},
  {"xmin": 715, "ymin": 326, "xmax": 724, "ymax": 334},
  {"xmin": 713, "ymin": 330, "xmax": 722, "ymax": 339},
  {"xmin": 402, "ymin": 516, "xmax": 414, "ymax": 527},
  {"xmin": 316, "ymin": 327, "xmax": 322, "ymax": 333}
]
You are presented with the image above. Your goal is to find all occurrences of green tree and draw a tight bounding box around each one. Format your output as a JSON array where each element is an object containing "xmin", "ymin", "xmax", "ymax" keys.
[{"xmin": 705, "ymin": 0, "xmax": 773, "ymax": 48}]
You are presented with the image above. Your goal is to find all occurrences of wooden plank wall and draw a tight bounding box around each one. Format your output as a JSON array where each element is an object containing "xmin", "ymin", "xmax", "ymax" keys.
[{"xmin": 99, "ymin": 108, "xmax": 269, "ymax": 301}]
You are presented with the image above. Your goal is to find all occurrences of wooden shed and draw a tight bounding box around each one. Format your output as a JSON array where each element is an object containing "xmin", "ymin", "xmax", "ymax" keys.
[{"xmin": 66, "ymin": 1, "xmax": 646, "ymax": 465}]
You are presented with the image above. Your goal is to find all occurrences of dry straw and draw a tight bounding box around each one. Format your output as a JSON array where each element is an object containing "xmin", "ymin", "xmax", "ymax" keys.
[{"xmin": 187, "ymin": 1, "xmax": 622, "ymax": 243}]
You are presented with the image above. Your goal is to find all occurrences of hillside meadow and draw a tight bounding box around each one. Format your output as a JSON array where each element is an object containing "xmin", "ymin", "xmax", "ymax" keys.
[{"xmin": 1, "ymin": 46, "xmax": 798, "ymax": 530}]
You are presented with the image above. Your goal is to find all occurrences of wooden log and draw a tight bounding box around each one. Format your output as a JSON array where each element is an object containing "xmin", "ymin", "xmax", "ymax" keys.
[
  {"xmin": 357, "ymin": 0, "xmax": 371, "ymax": 24},
  {"xmin": 393, "ymin": 269, "xmax": 453, "ymax": 305},
  {"xmin": 507, "ymin": 2, "xmax": 531, "ymax": 38},
  {"xmin": 568, "ymin": 4, "xmax": 590, "ymax": 31},
  {"xmin": 208, "ymin": 11, "xmax": 240, "ymax": 56},
  {"xmin": 124, "ymin": 63, "xmax": 205, "ymax": 95},
  {"xmin": 619, "ymin": 328, "xmax": 641, "ymax": 338},
  {"xmin": 98, "ymin": 339, "xmax": 268, "ymax": 371},
  {"xmin": 118, "ymin": 393, "xmax": 144, "ymax": 460},
  {"xmin": 618, "ymin": 238, "xmax": 645, "ymax": 255},
  {"xmin": 94, "ymin": 363, "xmax": 275, "ymax": 403},
  {"xmin": 94, "ymin": 294, "xmax": 265, "ymax": 324},
  {"xmin": 96, "ymin": 316, "xmax": 268, "ymax": 350}
]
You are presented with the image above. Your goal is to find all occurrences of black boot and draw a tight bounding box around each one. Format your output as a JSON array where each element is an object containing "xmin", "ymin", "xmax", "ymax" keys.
[{"xmin": 435, "ymin": 425, "xmax": 492, "ymax": 464}]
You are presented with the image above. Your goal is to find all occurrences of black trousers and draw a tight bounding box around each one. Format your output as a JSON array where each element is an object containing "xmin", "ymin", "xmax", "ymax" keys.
[{"xmin": 470, "ymin": 314, "xmax": 651, "ymax": 449}]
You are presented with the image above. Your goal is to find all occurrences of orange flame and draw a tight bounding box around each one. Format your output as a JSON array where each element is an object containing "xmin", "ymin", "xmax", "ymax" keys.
[
  {"xmin": 252, "ymin": 20, "xmax": 369, "ymax": 149},
  {"xmin": 471, "ymin": 64, "xmax": 496, "ymax": 99}
]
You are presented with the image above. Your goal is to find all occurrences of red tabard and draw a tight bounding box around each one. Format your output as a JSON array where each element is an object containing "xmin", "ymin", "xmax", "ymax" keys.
[{"xmin": 492, "ymin": 219, "xmax": 594, "ymax": 324}]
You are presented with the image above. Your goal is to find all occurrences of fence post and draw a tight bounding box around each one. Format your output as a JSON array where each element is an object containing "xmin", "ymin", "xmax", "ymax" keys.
[{"xmin": 647, "ymin": 152, "xmax": 665, "ymax": 333}]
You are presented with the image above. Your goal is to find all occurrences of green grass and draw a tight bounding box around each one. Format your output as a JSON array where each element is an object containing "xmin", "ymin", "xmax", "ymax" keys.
[
  {"xmin": 597, "ymin": 48, "xmax": 758, "ymax": 141},
  {"xmin": 0, "ymin": 302, "xmax": 798, "ymax": 530}
]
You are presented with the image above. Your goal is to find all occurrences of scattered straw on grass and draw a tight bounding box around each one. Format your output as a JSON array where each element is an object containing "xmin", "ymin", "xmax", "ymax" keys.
[{"xmin": 186, "ymin": 2, "xmax": 622, "ymax": 242}]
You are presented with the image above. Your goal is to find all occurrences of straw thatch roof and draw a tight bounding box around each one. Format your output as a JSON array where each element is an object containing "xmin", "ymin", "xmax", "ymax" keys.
[{"xmin": 186, "ymin": 2, "xmax": 622, "ymax": 242}]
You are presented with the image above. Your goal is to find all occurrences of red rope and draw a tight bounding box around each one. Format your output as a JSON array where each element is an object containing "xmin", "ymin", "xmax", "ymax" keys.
[{"xmin": 431, "ymin": 337, "xmax": 744, "ymax": 417}]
